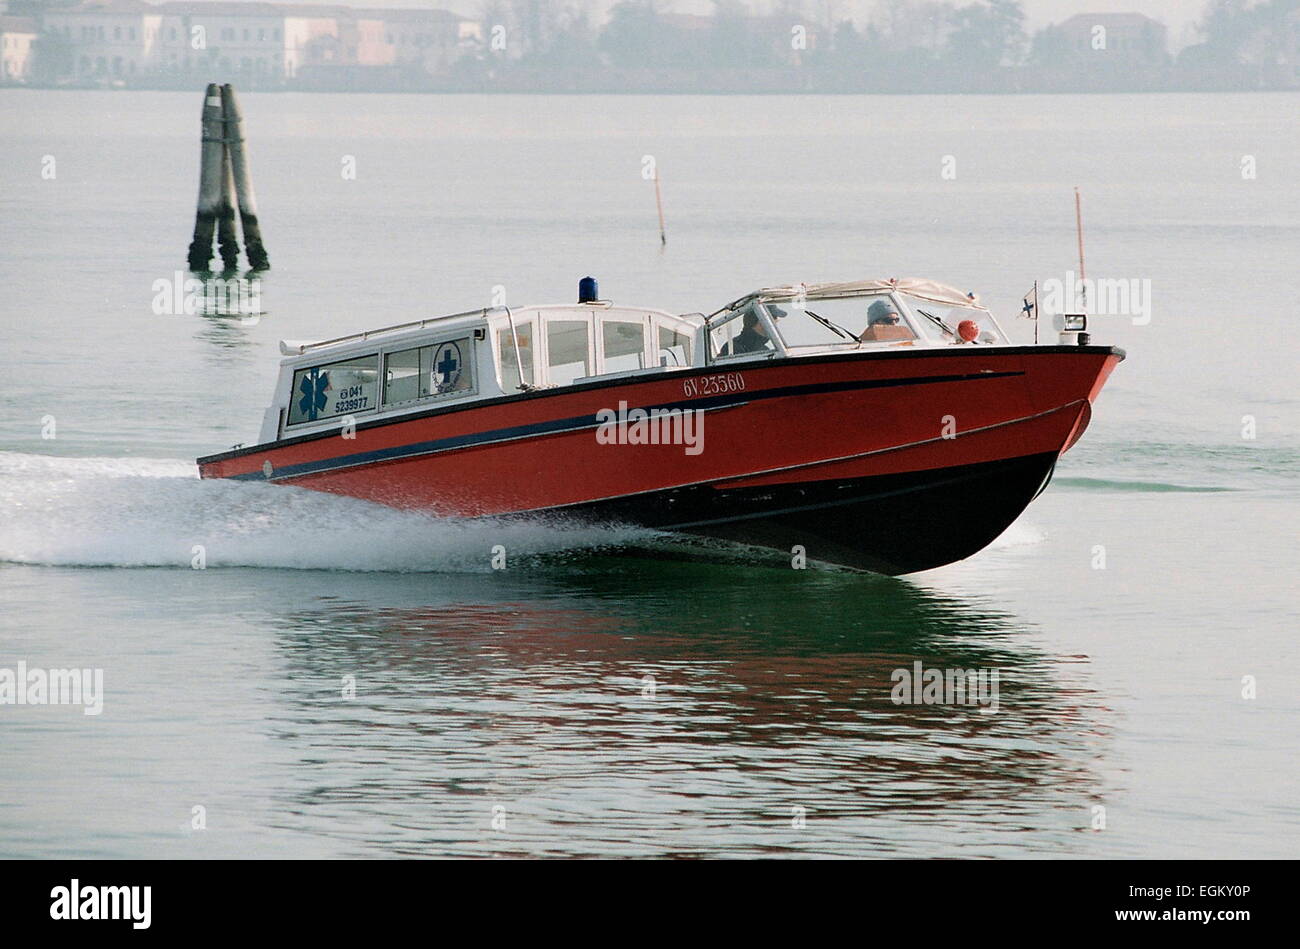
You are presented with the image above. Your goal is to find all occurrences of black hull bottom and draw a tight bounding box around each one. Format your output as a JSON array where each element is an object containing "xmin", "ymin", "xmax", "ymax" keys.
[{"xmin": 556, "ymin": 451, "xmax": 1060, "ymax": 575}]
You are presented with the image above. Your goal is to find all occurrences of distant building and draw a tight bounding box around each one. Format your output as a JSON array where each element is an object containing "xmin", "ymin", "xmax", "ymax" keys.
[
  {"xmin": 374, "ymin": 8, "xmax": 480, "ymax": 75},
  {"xmin": 42, "ymin": 0, "xmax": 154, "ymax": 80},
  {"xmin": 350, "ymin": 14, "xmax": 388, "ymax": 67},
  {"xmin": 280, "ymin": 4, "xmax": 344, "ymax": 78},
  {"xmin": 29, "ymin": 0, "xmax": 476, "ymax": 85},
  {"xmin": 0, "ymin": 13, "xmax": 38, "ymax": 80},
  {"xmin": 154, "ymin": 2, "xmax": 285, "ymax": 80}
]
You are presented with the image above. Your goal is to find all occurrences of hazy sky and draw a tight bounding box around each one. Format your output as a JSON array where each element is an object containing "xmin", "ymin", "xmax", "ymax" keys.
[{"xmin": 270, "ymin": 0, "xmax": 1208, "ymax": 47}]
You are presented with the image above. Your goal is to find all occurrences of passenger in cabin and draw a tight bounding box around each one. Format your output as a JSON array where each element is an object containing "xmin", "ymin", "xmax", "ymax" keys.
[
  {"xmin": 859, "ymin": 300, "xmax": 914, "ymax": 343},
  {"xmin": 723, "ymin": 308, "xmax": 775, "ymax": 355}
]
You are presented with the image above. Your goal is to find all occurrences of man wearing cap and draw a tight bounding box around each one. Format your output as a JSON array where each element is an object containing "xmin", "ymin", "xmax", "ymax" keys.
[
  {"xmin": 859, "ymin": 299, "xmax": 915, "ymax": 342},
  {"xmin": 724, "ymin": 306, "xmax": 775, "ymax": 355}
]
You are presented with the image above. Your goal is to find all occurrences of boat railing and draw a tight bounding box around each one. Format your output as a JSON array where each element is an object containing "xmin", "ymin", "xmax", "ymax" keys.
[{"xmin": 282, "ymin": 307, "xmax": 494, "ymax": 356}]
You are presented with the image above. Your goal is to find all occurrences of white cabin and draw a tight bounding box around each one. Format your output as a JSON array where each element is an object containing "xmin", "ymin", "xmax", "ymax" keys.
[{"xmin": 261, "ymin": 302, "xmax": 703, "ymax": 444}]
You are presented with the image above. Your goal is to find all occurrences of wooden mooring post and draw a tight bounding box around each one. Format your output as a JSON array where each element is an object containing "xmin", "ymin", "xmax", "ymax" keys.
[
  {"xmin": 186, "ymin": 83, "xmax": 225, "ymax": 272},
  {"xmin": 221, "ymin": 84, "xmax": 269, "ymax": 271},
  {"xmin": 216, "ymin": 144, "xmax": 240, "ymax": 272},
  {"xmin": 186, "ymin": 82, "xmax": 270, "ymax": 273}
]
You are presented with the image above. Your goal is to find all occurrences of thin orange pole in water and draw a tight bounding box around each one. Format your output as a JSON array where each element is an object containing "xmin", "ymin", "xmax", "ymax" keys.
[
  {"xmin": 654, "ymin": 169, "xmax": 667, "ymax": 246},
  {"xmin": 1074, "ymin": 186, "xmax": 1086, "ymax": 311}
]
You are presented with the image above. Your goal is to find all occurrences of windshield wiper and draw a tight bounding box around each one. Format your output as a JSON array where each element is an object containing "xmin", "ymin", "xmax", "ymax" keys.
[
  {"xmin": 804, "ymin": 309, "xmax": 855, "ymax": 341},
  {"xmin": 916, "ymin": 308, "xmax": 958, "ymax": 338}
]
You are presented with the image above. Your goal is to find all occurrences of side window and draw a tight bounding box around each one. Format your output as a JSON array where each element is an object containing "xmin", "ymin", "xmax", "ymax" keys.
[
  {"xmin": 710, "ymin": 311, "xmax": 741, "ymax": 358},
  {"xmin": 710, "ymin": 306, "xmax": 771, "ymax": 358},
  {"xmin": 427, "ymin": 338, "xmax": 473, "ymax": 396},
  {"xmin": 384, "ymin": 347, "xmax": 421, "ymax": 404},
  {"xmin": 497, "ymin": 319, "xmax": 534, "ymax": 392},
  {"xmin": 384, "ymin": 337, "xmax": 475, "ymax": 407},
  {"xmin": 287, "ymin": 354, "xmax": 378, "ymax": 426},
  {"xmin": 601, "ymin": 320, "xmax": 646, "ymax": 374},
  {"xmin": 546, "ymin": 319, "xmax": 591, "ymax": 386},
  {"xmin": 657, "ymin": 325, "xmax": 691, "ymax": 367}
]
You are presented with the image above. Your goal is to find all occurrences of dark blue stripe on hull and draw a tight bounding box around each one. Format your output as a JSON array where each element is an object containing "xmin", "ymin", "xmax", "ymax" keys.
[{"xmin": 229, "ymin": 369, "xmax": 1023, "ymax": 482}]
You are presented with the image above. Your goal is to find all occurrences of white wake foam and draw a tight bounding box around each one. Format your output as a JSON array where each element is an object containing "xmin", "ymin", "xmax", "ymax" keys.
[
  {"xmin": 985, "ymin": 520, "xmax": 1046, "ymax": 550},
  {"xmin": 0, "ymin": 451, "xmax": 655, "ymax": 571}
]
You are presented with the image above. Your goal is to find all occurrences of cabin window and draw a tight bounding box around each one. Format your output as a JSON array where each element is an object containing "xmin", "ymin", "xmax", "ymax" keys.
[
  {"xmin": 601, "ymin": 320, "xmax": 646, "ymax": 374},
  {"xmin": 385, "ymin": 348, "xmax": 421, "ymax": 404},
  {"xmin": 658, "ymin": 325, "xmax": 691, "ymax": 367},
  {"xmin": 710, "ymin": 304, "xmax": 775, "ymax": 359},
  {"xmin": 546, "ymin": 319, "xmax": 591, "ymax": 386},
  {"xmin": 497, "ymin": 319, "xmax": 534, "ymax": 392},
  {"xmin": 287, "ymin": 354, "xmax": 379, "ymax": 426},
  {"xmin": 383, "ymin": 338, "xmax": 474, "ymax": 407}
]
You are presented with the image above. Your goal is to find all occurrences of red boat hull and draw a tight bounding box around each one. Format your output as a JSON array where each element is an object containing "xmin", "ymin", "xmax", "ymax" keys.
[{"xmin": 199, "ymin": 345, "xmax": 1123, "ymax": 573}]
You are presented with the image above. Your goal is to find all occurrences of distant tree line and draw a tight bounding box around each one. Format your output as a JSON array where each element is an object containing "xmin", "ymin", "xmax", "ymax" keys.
[{"xmin": 447, "ymin": 0, "xmax": 1300, "ymax": 93}]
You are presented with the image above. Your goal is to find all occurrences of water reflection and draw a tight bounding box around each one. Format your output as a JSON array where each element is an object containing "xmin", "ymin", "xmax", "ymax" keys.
[
  {"xmin": 188, "ymin": 271, "xmax": 266, "ymax": 353},
  {"xmin": 258, "ymin": 562, "xmax": 1113, "ymax": 857}
]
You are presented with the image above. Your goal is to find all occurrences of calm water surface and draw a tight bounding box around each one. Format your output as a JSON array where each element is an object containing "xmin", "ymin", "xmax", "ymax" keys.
[{"xmin": 0, "ymin": 91, "xmax": 1296, "ymax": 857}]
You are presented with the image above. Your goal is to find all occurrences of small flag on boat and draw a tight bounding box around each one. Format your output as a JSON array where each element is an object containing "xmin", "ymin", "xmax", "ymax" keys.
[
  {"xmin": 1020, "ymin": 285, "xmax": 1038, "ymax": 320},
  {"xmin": 1022, "ymin": 282, "xmax": 1040, "ymax": 344}
]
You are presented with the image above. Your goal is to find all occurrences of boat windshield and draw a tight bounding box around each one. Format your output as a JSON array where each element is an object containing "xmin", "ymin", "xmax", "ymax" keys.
[
  {"xmin": 763, "ymin": 294, "xmax": 918, "ymax": 347},
  {"xmin": 902, "ymin": 296, "xmax": 1007, "ymax": 344}
]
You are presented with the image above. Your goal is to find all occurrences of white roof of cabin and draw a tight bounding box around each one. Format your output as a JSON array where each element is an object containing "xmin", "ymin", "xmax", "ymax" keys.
[
  {"xmin": 278, "ymin": 303, "xmax": 700, "ymax": 361},
  {"xmin": 746, "ymin": 278, "xmax": 987, "ymax": 310},
  {"xmin": 278, "ymin": 309, "xmax": 491, "ymax": 360}
]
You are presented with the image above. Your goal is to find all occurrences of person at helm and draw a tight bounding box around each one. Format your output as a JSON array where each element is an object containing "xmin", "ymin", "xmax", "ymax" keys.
[
  {"xmin": 722, "ymin": 306, "xmax": 775, "ymax": 356},
  {"xmin": 859, "ymin": 299, "xmax": 914, "ymax": 342}
]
